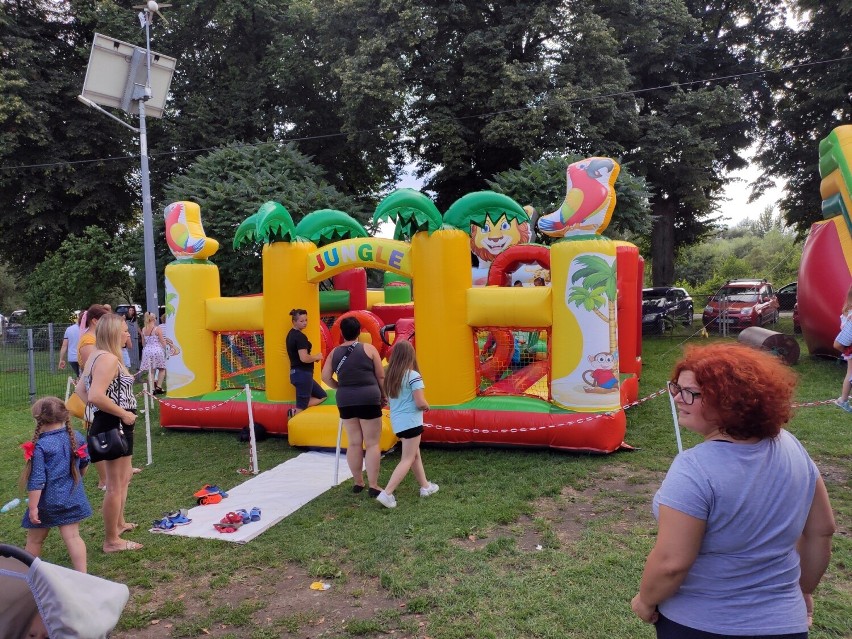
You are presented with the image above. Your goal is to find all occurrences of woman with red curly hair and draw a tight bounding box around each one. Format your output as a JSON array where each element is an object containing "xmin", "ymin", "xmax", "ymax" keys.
[{"xmin": 632, "ymin": 343, "xmax": 836, "ymax": 638}]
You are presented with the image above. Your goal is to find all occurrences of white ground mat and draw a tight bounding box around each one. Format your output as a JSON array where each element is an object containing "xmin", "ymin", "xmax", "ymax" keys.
[{"xmin": 167, "ymin": 451, "xmax": 353, "ymax": 544}]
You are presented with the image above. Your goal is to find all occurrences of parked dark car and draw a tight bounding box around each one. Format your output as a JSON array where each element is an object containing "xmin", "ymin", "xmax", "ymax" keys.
[
  {"xmin": 4, "ymin": 309, "xmax": 27, "ymax": 343},
  {"xmin": 702, "ymin": 279, "xmax": 780, "ymax": 330},
  {"xmin": 642, "ymin": 287, "xmax": 693, "ymax": 334},
  {"xmin": 776, "ymin": 282, "xmax": 797, "ymax": 311}
]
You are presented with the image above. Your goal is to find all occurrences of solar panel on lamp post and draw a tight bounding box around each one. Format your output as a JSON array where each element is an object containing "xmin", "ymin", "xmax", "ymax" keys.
[{"xmin": 78, "ymin": 4, "xmax": 176, "ymax": 319}]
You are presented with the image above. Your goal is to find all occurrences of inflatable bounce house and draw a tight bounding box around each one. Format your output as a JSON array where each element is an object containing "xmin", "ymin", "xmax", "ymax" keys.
[
  {"xmin": 798, "ymin": 125, "xmax": 852, "ymax": 355},
  {"xmin": 160, "ymin": 156, "xmax": 644, "ymax": 453}
]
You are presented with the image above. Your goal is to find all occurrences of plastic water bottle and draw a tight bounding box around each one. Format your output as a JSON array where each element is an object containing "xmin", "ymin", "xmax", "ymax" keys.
[{"xmin": 1, "ymin": 498, "xmax": 21, "ymax": 513}]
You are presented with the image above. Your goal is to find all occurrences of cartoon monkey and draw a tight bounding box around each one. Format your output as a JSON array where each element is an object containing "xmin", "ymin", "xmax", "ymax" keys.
[{"xmin": 581, "ymin": 351, "xmax": 618, "ymax": 393}]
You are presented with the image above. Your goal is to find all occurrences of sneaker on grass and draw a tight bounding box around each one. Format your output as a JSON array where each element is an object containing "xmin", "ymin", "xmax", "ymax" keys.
[
  {"xmin": 376, "ymin": 491, "xmax": 397, "ymax": 508},
  {"xmin": 835, "ymin": 398, "xmax": 852, "ymax": 413},
  {"xmin": 419, "ymin": 482, "xmax": 440, "ymax": 497}
]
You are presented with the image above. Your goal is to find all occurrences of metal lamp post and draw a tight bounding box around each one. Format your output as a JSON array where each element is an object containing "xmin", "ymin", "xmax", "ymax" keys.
[{"xmin": 78, "ymin": 4, "xmax": 176, "ymax": 318}]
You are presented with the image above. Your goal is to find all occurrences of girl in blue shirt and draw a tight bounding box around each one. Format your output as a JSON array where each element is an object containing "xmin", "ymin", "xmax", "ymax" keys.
[
  {"xmin": 20, "ymin": 396, "xmax": 92, "ymax": 572},
  {"xmin": 375, "ymin": 341, "xmax": 439, "ymax": 508}
]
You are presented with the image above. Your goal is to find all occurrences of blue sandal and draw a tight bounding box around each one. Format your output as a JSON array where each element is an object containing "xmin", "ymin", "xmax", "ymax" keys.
[
  {"xmin": 150, "ymin": 517, "xmax": 176, "ymax": 533},
  {"xmin": 249, "ymin": 506, "xmax": 261, "ymax": 522},
  {"xmin": 165, "ymin": 509, "xmax": 192, "ymax": 526},
  {"xmin": 234, "ymin": 509, "xmax": 251, "ymax": 524}
]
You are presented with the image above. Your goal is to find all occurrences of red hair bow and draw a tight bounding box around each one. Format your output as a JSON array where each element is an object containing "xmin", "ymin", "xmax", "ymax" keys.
[
  {"xmin": 20, "ymin": 441, "xmax": 35, "ymax": 461},
  {"xmin": 75, "ymin": 444, "xmax": 88, "ymax": 459}
]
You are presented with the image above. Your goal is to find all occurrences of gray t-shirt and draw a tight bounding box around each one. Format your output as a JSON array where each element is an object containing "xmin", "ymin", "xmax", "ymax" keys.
[
  {"xmin": 63, "ymin": 323, "xmax": 80, "ymax": 362},
  {"xmin": 653, "ymin": 430, "xmax": 818, "ymax": 635},
  {"xmin": 332, "ymin": 343, "xmax": 381, "ymax": 407}
]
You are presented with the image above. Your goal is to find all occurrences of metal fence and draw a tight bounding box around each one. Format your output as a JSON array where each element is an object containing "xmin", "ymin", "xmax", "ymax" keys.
[{"xmin": 0, "ymin": 324, "xmax": 78, "ymax": 407}]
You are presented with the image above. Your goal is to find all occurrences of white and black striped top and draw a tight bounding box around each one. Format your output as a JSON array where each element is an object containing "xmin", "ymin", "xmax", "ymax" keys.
[{"xmin": 85, "ymin": 354, "xmax": 137, "ymax": 412}]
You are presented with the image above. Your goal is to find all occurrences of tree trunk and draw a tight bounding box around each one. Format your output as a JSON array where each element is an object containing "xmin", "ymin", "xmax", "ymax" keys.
[{"xmin": 651, "ymin": 199, "xmax": 676, "ymax": 286}]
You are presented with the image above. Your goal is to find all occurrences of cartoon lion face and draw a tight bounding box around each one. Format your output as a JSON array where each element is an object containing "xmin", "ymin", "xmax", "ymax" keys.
[{"xmin": 470, "ymin": 215, "xmax": 531, "ymax": 262}]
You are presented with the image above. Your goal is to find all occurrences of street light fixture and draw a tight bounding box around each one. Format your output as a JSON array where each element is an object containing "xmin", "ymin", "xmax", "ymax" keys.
[{"xmin": 78, "ymin": 6, "xmax": 176, "ymax": 318}]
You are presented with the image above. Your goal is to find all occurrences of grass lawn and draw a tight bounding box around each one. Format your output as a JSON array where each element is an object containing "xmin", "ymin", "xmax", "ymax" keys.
[{"xmin": 0, "ymin": 318, "xmax": 849, "ymax": 638}]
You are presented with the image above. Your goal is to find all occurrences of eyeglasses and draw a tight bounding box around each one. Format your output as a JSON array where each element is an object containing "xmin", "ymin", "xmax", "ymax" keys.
[{"xmin": 667, "ymin": 381, "xmax": 702, "ymax": 405}]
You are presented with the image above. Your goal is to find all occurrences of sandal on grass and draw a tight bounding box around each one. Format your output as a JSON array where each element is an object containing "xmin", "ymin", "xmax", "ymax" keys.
[{"xmin": 104, "ymin": 540, "xmax": 143, "ymax": 552}]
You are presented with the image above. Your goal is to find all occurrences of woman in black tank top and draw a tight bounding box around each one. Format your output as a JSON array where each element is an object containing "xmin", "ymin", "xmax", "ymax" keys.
[
  {"xmin": 322, "ymin": 316, "xmax": 387, "ymax": 496},
  {"xmin": 75, "ymin": 314, "xmax": 142, "ymax": 554}
]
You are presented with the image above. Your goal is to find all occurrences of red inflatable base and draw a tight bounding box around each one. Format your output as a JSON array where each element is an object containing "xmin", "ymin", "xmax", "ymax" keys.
[
  {"xmin": 160, "ymin": 398, "xmax": 291, "ymax": 434},
  {"xmin": 422, "ymin": 407, "xmax": 626, "ymax": 453},
  {"xmin": 421, "ymin": 377, "xmax": 636, "ymax": 453},
  {"xmin": 160, "ymin": 376, "xmax": 638, "ymax": 452}
]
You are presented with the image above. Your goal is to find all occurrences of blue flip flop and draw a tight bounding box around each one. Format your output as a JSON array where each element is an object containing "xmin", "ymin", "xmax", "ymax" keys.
[
  {"xmin": 234, "ymin": 509, "xmax": 251, "ymax": 524},
  {"xmin": 249, "ymin": 506, "xmax": 261, "ymax": 522}
]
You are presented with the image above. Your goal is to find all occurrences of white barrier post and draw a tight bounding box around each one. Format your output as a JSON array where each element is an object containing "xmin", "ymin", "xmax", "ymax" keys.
[
  {"xmin": 144, "ymin": 382, "xmax": 153, "ymax": 466},
  {"xmin": 333, "ymin": 419, "xmax": 344, "ymax": 486},
  {"xmin": 668, "ymin": 390, "xmax": 684, "ymax": 454},
  {"xmin": 64, "ymin": 376, "xmax": 74, "ymax": 402},
  {"xmin": 246, "ymin": 384, "xmax": 259, "ymax": 475}
]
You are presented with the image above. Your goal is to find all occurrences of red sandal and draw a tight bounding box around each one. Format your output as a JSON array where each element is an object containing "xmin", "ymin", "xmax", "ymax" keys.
[
  {"xmin": 213, "ymin": 521, "xmax": 242, "ymax": 533},
  {"xmin": 220, "ymin": 512, "xmax": 243, "ymax": 525}
]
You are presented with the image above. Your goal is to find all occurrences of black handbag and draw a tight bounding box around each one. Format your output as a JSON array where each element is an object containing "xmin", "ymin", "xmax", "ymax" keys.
[{"xmin": 87, "ymin": 424, "xmax": 128, "ymax": 461}]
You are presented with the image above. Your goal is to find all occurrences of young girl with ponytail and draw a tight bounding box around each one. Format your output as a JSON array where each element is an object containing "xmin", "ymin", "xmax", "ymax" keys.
[{"xmin": 19, "ymin": 396, "xmax": 92, "ymax": 572}]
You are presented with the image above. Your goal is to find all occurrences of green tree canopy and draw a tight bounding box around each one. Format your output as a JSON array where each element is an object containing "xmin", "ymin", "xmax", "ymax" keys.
[
  {"xmin": 755, "ymin": 0, "xmax": 852, "ymax": 234},
  {"xmin": 588, "ymin": 0, "xmax": 780, "ymax": 284},
  {"xmin": 25, "ymin": 226, "xmax": 136, "ymax": 323},
  {"xmin": 0, "ymin": 0, "xmax": 138, "ymax": 272},
  {"xmin": 4, "ymin": 0, "xmax": 841, "ymax": 293}
]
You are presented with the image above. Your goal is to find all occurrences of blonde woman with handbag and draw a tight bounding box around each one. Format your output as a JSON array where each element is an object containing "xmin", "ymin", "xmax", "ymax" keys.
[
  {"xmin": 70, "ymin": 304, "xmax": 111, "ymax": 490},
  {"xmin": 75, "ymin": 314, "xmax": 141, "ymax": 553}
]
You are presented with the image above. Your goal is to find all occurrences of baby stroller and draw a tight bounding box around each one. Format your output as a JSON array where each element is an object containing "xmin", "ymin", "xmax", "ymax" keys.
[{"xmin": 0, "ymin": 544, "xmax": 129, "ymax": 639}]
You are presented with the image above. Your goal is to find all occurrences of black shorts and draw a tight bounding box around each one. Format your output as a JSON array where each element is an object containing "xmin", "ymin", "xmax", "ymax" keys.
[
  {"xmin": 88, "ymin": 410, "xmax": 135, "ymax": 463},
  {"xmin": 396, "ymin": 426, "xmax": 423, "ymax": 439},
  {"xmin": 338, "ymin": 404, "xmax": 383, "ymax": 420},
  {"xmin": 290, "ymin": 369, "xmax": 327, "ymax": 410},
  {"xmin": 655, "ymin": 613, "xmax": 807, "ymax": 639}
]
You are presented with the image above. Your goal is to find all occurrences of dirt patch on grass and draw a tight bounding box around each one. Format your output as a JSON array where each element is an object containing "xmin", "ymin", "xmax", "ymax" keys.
[
  {"xmin": 114, "ymin": 562, "xmax": 408, "ymax": 638},
  {"xmin": 115, "ymin": 464, "xmax": 664, "ymax": 637},
  {"xmin": 450, "ymin": 464, "xmax": 664, "ymax": 552}
]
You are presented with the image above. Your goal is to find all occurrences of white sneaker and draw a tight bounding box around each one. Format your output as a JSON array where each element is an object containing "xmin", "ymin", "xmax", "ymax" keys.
[
  {"xmin": 376, "ymin": 491, "xmax": 397, "ymax": 508},
  {"xmin": 419, "ymin": 482, "xmax": 439, "ymax": 497}
]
